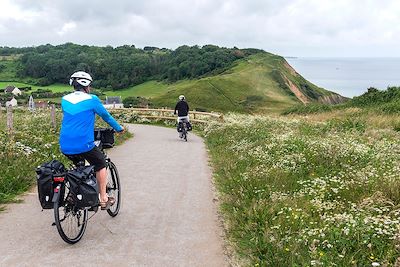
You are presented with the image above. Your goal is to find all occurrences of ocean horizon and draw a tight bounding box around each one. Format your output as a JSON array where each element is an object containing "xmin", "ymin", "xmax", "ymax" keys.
[{"xmin": 285, "ymin": 57, "xmax": 400, "ymax": 98}]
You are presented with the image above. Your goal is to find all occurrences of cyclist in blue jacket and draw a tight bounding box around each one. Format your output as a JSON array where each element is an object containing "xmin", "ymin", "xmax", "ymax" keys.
[{"xmin": 60, "ymin": 71, "xmax": 124, "ymax": 210}]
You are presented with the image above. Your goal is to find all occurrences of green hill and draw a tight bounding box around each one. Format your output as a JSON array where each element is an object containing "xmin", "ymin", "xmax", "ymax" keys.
[
  {"xmin": 0, "ymin": 44, "xmax": 346, "ymax": 113},
  {"xmin": 111, "ymin": 53, "xmax": 347, "ymax": 113}
]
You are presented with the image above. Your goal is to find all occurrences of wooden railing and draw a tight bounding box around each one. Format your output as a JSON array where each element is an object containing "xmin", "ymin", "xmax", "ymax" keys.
[{"xmin": 111, "ymin": 108, "xmax": 223, "ymax": 123}]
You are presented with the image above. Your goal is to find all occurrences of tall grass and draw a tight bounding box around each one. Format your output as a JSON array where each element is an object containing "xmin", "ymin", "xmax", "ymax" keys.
[
  {"xmin": 205, "ymin": 114, "xmax": 400, "ymax": 266},
  {"xmin": 0, "ymin": 109, "xmax": 64, "ymax": 204}
]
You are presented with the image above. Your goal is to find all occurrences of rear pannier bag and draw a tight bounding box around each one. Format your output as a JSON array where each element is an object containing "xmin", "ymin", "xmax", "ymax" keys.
[
  {"xmin": 67, "ymin": 166, "xmax": 99, "ymax": 208},
  {"xmin": 187, "ymin": 121, "xmax": 193, "ymax": 131},
  {"xmin": 36, "ymin": 160, "xmax": 66, "ymax": 209}
]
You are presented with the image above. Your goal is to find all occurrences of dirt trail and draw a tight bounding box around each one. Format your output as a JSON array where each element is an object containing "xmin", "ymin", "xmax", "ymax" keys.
[{"xmin": 0, "ymin": 124, "xmax": 227, "ymax": 267}]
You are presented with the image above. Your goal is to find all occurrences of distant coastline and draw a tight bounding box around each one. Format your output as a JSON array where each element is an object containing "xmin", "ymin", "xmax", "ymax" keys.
[{"xmin": 285, "ymin": 57, "xmax": 400, "ymax": 98}]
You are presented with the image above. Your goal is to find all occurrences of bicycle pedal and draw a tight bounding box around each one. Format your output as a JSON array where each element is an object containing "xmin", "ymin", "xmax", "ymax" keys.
[
  {"xmin": 51, "ymin": 222, "xmax": 56, "ymax": 226},
  {"xmin": 88, "ymin": 206, "xmax": 99, "ymax": 212}
]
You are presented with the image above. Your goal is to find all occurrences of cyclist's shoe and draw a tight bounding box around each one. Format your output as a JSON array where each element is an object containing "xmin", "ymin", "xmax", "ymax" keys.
[{"xmin": 100, "ymin": 196, "xmax": 115, "ymax": 210}]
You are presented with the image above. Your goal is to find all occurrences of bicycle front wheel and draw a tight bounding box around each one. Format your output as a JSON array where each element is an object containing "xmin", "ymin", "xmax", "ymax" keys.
[
  {"xmin": 54, "ymin": 184, "xmax": 88, "ymax": 244},
  {"xmin": 106, "ymin": 161, "xmax": 121, "ymax": 217}
]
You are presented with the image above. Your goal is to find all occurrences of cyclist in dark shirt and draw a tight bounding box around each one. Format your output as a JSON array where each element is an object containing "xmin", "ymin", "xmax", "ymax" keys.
[
  {"xmin": 174, "ymin": 95, "xmax": 189, "ymax": 117},
  {"xmin": 174, "ymin": 95, "xmax": 191, "ymax": 135}
]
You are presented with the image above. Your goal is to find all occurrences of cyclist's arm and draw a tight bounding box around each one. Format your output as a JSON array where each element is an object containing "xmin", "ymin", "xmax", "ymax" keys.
[
  {"xmin": 93, "ymin": 96, "xmax": 123, "ymax": 132},
  {"xmin": 174, "ymin": 103, "xmax": 178, "ymax": 115},
  {"xmin": 186, "ymin": 103, "xmax": 189, "ymax": 113}
]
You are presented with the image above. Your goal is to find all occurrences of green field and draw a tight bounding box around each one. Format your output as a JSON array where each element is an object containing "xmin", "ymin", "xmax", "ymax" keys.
[
  {"xmin": 105, "ymin": 81, "xmax": 170, "ymax": 98},
  {"xmin": 0, "ymin": 82, "xmax": 72, "ymax": 93}
]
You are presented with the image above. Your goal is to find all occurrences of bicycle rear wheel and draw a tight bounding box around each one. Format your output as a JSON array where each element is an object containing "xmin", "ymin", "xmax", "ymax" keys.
[
  {"xmin": 54, "ymin": 183, "xmax": 88, "ymax": 244},
  {"xmin": 106, "ymin": 161, "xmax": 121, "ymax": 217},
  {"xmin": 183, "ymin": 125, "xmax": 188, "ymax": 142}
]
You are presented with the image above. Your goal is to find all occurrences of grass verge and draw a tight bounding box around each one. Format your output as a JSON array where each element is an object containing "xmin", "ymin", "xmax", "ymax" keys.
[
  {"xmin": 0, "ymin": 109, "xmax": 131, "ymax": 207},
  {"xmin": 205, "ymin": 113, "xmax": 400, "ymax": 266}
]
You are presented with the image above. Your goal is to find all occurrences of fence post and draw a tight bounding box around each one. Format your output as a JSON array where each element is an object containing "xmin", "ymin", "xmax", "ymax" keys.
[
  {"xmin": 7, "ymin": 105, "xmax": 13, "ymax": 136},
  {"xmin": 51, "ymin": 104, "xmax": 56, "ymax": 129}
]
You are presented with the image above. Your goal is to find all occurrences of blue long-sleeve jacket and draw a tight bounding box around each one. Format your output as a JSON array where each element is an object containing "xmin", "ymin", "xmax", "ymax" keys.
[{"xmin": 59, "ymin": 91, "xmax": 123, "ymax": 155}]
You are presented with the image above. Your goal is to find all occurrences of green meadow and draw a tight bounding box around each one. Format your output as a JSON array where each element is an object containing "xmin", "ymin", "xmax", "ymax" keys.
[{"xmin": 0, "ymin": 82, "xmax": 72, "ymax": 93}]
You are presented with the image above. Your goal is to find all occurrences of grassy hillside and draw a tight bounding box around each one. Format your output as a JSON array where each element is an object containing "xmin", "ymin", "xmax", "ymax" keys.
[
  {"xmin": 0, "ymin": 60, "xmax": 19, "ymax": 81},
  {"xmin": 284, "ymin": 86, "xmax": 400, "ymax": 116},
  {"xmin": 110, "ymin": 53, "xmax": 344, "ymax": 113},
  {"xmin": 150, "ymin": 54, "xmax": 300, "ymax": 113},
  {"xmin": 0, "ymin": 50, "xmax": 345, "ymax": 113},
  {"xmin": 105, "ymin": 81, "xmax": 169, "ymax": 98}
]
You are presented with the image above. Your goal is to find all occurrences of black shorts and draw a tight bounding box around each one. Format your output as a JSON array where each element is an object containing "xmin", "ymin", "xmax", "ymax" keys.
[{"xmin": 65, "ymin": 146, "xmax": 106, "ymax": 172}]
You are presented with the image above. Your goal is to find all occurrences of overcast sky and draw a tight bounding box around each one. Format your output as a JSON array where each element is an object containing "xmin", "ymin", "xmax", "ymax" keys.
[{"xmin": 1, "ymin": 0, "xmax": 399, "ymax": 57}]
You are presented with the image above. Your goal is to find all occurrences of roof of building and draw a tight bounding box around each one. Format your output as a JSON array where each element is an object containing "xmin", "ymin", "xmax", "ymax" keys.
[
  {"xmin": 105, "ymin": 96, "xmax": 122, "ymax": 104},
  {"xmin": 4, "ymin": 85, "xmax": 16, "ymax": 93}
]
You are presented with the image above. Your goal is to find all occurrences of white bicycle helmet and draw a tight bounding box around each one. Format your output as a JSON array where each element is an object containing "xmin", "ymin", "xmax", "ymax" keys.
[
  {"xmin": 179, "ymin": 95, "xmax": 185, "ymax": 100},
  {"xmin": 69, "ymin": 71, "xmax": 93, "ymax": 87}
]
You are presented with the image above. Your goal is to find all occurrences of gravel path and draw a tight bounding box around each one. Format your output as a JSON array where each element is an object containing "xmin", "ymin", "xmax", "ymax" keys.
[{"xmin": 0, "ymin": 124, "xmax": 227, "ymax": 267}]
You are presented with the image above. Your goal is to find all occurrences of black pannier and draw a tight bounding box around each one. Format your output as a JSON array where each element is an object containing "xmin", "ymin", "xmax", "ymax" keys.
[
  {"xmin": 186, "ymin": 121, "xmax": 193, "ymax": 131},
  {"xmin": 36, "ymin": 160, "xmax": 66, "ymax": 209},
  {"xmin": 177, "ymin": 121, "xmax": 192, "ymax": 132},
  {"xmin": 67, "ymin": 166, "xmax": 99, "ymax": 208},
  {"xmin": 177, "ymin": 122, "xmax": 183, "ymax": 132},
  {"xmin": 94, "ymin": 128, "xmax": 115, "ymax": 149}
]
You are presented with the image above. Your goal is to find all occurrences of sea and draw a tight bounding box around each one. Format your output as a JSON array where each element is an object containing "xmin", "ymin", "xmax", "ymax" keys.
[{"xmin": 285, "ymin": 57, "xmax": 400, "ymax": 98}]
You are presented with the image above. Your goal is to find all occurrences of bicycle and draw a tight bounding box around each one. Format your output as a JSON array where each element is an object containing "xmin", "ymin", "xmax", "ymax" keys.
[
  {"xmin": 179, "ymin": 121, "xmax": 188, "ymax": 142},
  {"xmin": 52, "ymin": 128, "xmax": 121, "ymax": 244},
  {"xmin": 177, "ymin": 118, "xmax": 191, "ymax": 142}
]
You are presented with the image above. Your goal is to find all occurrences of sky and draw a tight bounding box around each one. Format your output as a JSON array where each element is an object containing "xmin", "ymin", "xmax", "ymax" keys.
[{"xmin": 1, "ymin": 0, "xmax": 400, "ymax": 57}]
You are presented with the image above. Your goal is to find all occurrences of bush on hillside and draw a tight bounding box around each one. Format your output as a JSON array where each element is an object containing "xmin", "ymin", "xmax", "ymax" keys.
[
  {"xmin": 282, "ymin": 103, "xmax": 333, "ymax": 115},
  {"xmin": 122, "ymin": 96, "xmax": 152, "ymax": 108}
]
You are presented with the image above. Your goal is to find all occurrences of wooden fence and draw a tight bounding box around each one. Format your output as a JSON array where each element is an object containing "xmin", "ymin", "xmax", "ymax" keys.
[
  {"xmin": 1, "ymin": 106, "xmax": 223, "ymax": 136},
  {"xmin": 111, "ymin": 108, "xmax": 224, "ymax": 123},
  {"xmin": 2, "ymin": 104, "xmax": 57, "ymax": 136}
]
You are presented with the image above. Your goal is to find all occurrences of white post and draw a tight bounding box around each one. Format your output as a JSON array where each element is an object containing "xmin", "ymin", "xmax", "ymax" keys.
[
  {"xmin": 7, "ymin": 105, "xmax": 13, "ymax": 136},
  {"xmin": 51, "ymin": 104, "xmax": 56, "ymax": 129}
]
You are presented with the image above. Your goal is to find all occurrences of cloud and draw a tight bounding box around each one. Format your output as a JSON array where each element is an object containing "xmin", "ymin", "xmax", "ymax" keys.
[
  {"xmin": 1, "ymin": 0, "xmax": 400, "ymax": 56},
  {"xmin": 57, "ymin": 22, "xmax": 76, "ymax": 36}
]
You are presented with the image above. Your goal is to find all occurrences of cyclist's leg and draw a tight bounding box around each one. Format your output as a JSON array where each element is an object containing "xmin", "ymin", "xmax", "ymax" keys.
[
  {"xmin": 184, "ymin": 115, "xmax": 192, "ymax": 130},
  {"xmin": 64, "ymin": 153, "xmax": 85, "ymax": 166},
  {"xmin": 177, "ymin": 117, "xmax": 184, "ymax": 132},
  {"xmin": 79, "ymin": 147, "xmax": 109, "ymax": 205}
]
